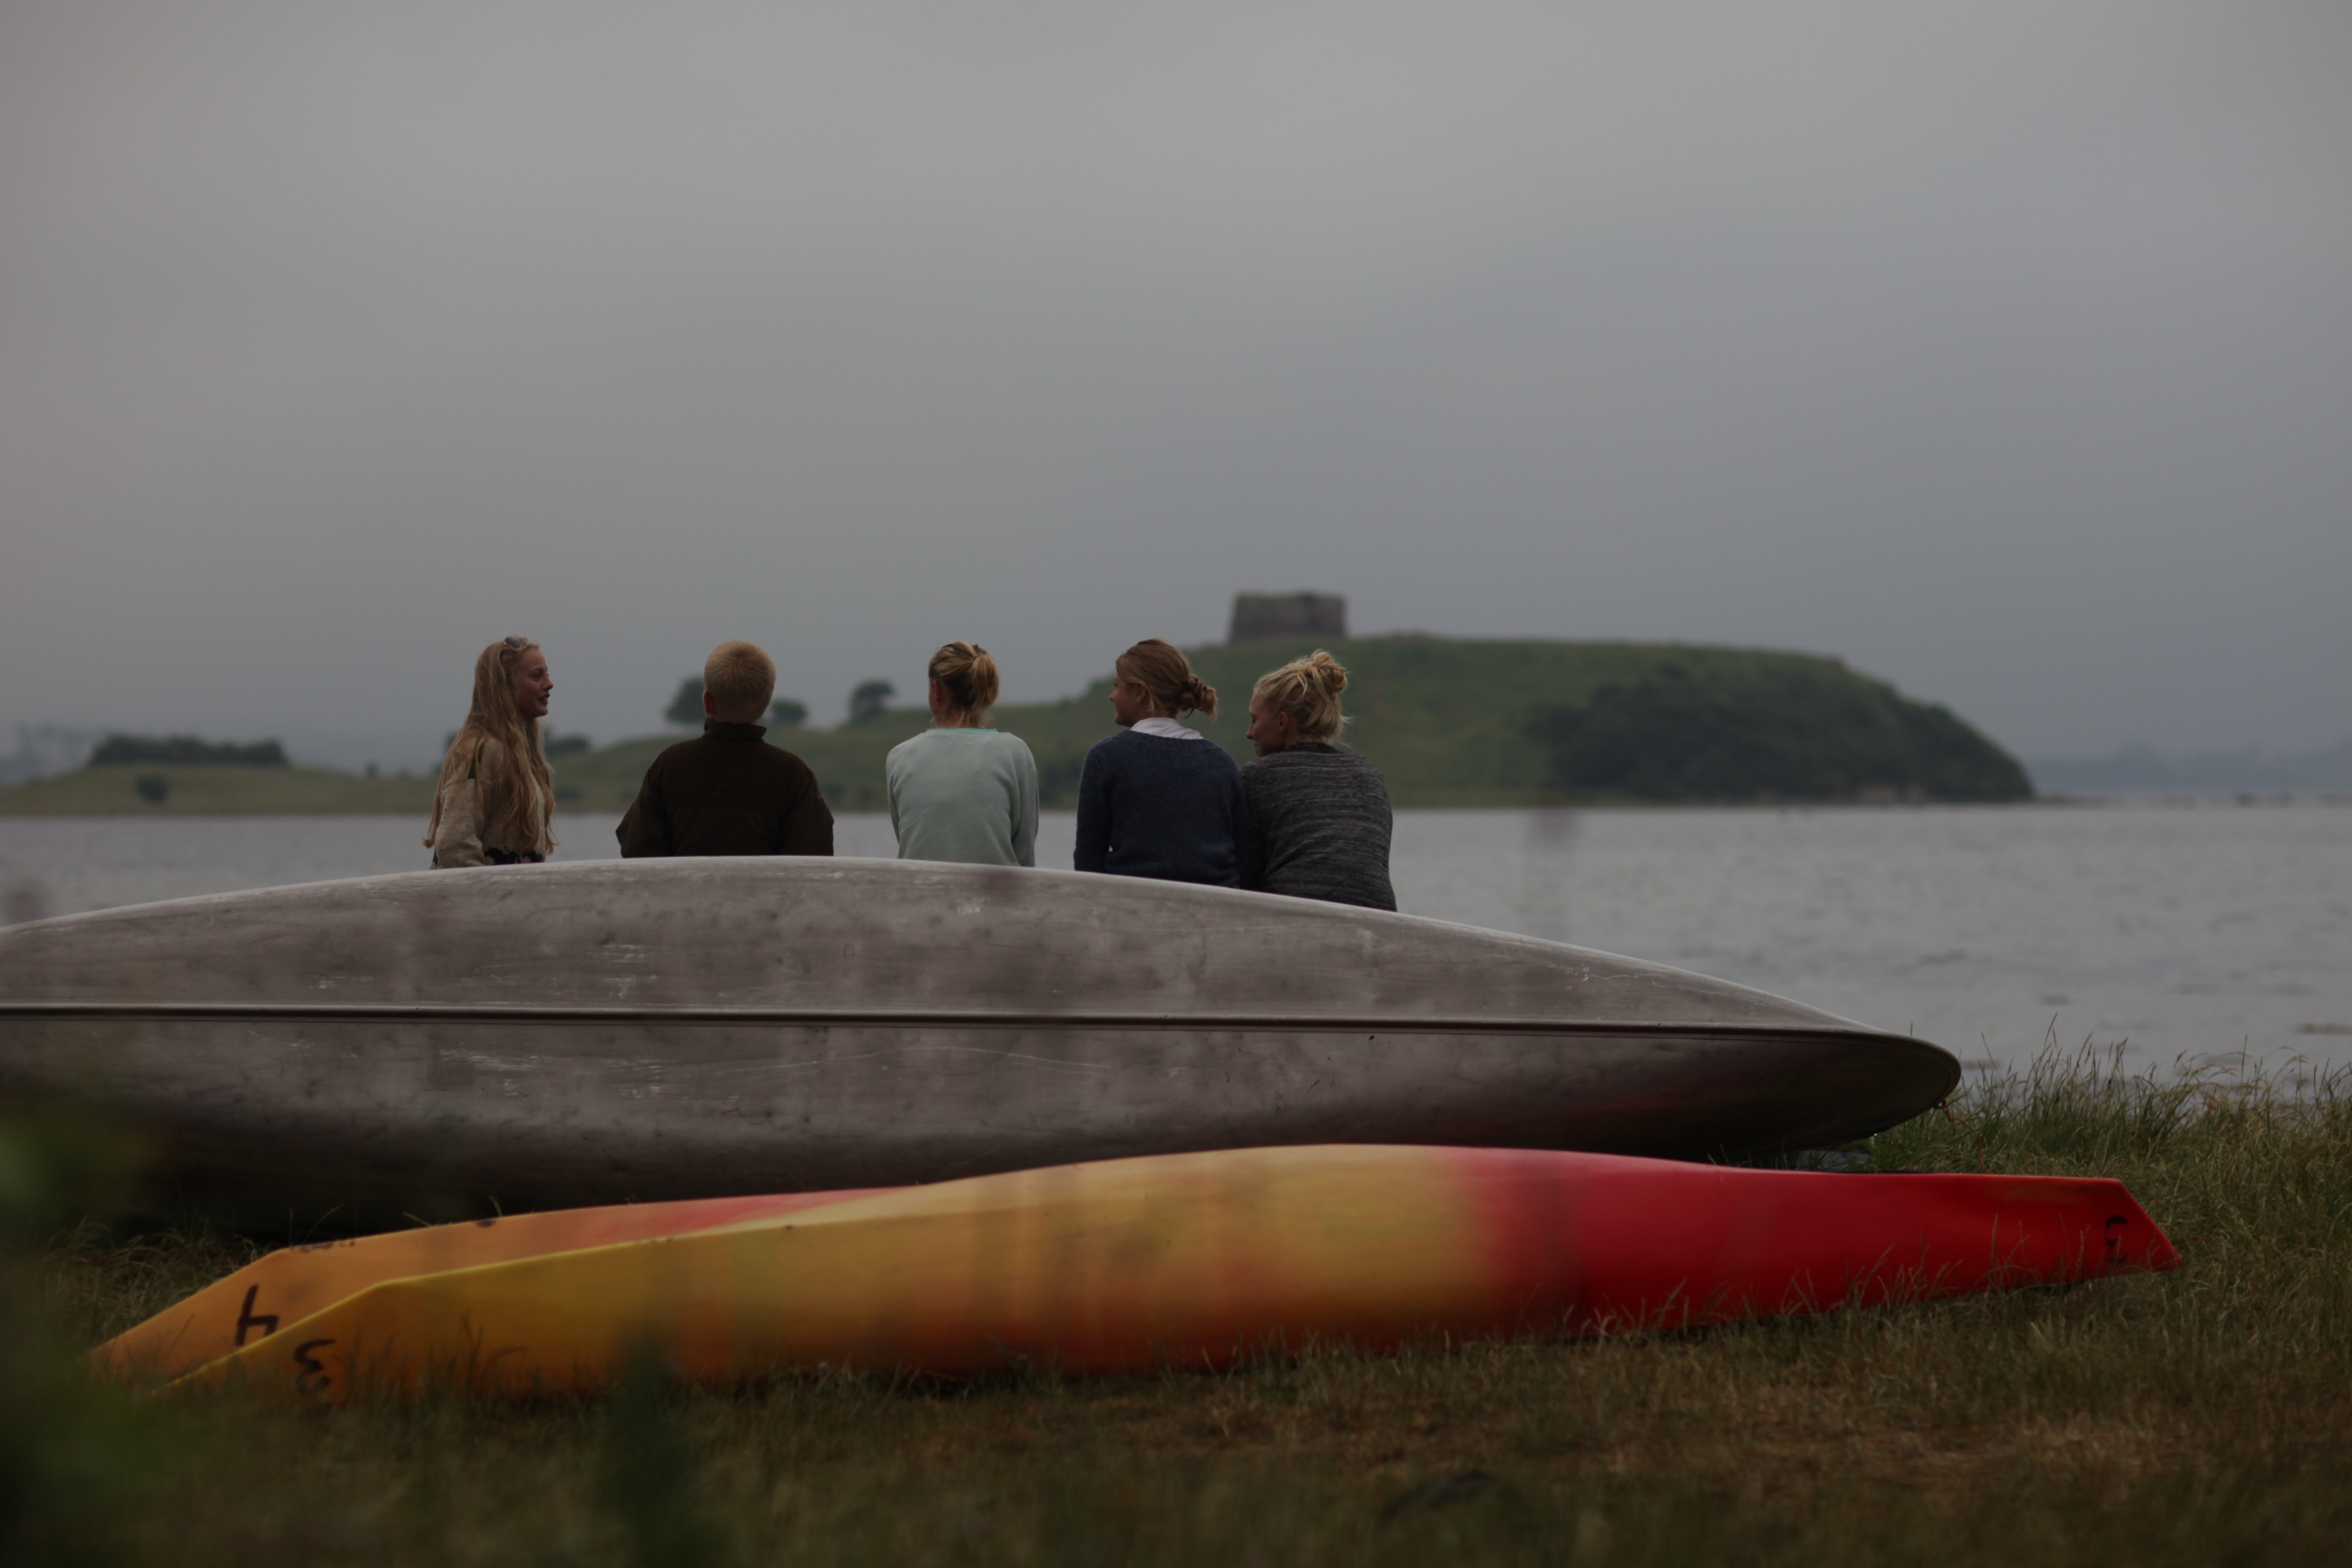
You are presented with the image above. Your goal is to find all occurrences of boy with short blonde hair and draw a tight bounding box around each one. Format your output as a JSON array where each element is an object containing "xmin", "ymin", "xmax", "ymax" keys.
[{"xmin": 618, "ymin": 640, "xmax": 833, "ymax": 857}]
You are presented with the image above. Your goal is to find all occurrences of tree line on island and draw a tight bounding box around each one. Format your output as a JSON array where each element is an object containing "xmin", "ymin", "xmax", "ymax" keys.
[
  {"xmin": 661, "ymin": 675, "xmax": 895, "ymax": 731},
  {"xmin": 88, "ymin": 735, "xmax": 291, "ymax": 768}
]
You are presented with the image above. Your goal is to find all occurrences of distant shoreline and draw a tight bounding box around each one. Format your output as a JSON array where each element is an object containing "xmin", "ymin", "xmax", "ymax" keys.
[{"xmin": 0, "ymin": 765, "xmax": 436, "ymax": 817}]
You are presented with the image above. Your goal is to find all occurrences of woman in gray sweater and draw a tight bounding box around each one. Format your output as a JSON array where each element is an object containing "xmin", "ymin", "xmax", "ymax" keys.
[{"xmin": 1239, "ymin": 651, "xmax": 1396, "ymax": 910}]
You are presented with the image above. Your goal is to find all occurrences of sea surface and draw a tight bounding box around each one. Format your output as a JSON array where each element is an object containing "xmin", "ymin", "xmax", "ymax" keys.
[{"xmin": 3, "ymin": 803, "xmax": 2347, "ymax": 1075}]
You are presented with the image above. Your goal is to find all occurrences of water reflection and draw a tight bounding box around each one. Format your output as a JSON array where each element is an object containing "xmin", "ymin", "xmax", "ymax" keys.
[{"xmin": 1516, "ymin": 808, "xmax": 1578, "ymax": 944}]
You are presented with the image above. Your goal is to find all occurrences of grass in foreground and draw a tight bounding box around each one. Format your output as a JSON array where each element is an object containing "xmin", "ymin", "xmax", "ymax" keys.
[{"xmin": 7, "ymin": 1046, "xmax": 2350, "ymax": 1566}]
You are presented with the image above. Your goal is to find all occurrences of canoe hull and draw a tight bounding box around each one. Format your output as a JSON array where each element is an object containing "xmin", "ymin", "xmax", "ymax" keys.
[
  {"xmin": 9, "ymin": 1014, "xmax": 1946, "ymax": 1222},
  {"xmin": 0, "ymin": 858, "xmax": 1961, "ymax": 1226}
]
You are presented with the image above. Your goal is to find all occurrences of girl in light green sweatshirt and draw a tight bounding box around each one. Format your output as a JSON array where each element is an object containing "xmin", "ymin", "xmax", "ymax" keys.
[{"xmin": 886, "ymin": 641, "xmax": 1039, "ymax": 867}]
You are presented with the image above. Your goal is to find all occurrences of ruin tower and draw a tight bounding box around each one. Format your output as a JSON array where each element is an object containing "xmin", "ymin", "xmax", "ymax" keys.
[{"xmin": 1228, "ymin": 591, "xmax": 1347, "ymax": 645}]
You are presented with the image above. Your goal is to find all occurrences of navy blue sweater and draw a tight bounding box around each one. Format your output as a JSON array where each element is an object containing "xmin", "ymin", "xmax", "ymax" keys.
[{"xmin": 1073, "ymin": 731, "xmax": 1248, "ymax": 885}]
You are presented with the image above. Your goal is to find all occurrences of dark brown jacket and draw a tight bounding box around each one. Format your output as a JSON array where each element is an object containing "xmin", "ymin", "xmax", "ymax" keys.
[{"xmin": 616, "ymin": 721, "xmax": 834, "ymax": 858}]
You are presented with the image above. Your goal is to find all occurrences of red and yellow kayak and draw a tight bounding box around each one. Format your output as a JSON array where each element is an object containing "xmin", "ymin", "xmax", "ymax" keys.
[{"xmin": 161, "ymin": 1145, "xmax": 2177, "ymax": 1402}]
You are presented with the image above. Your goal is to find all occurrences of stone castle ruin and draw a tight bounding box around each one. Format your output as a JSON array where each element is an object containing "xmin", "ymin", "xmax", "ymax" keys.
[{"xmin": 1228, "ymin": 591, "xmax": 1347, "ymax": 645}]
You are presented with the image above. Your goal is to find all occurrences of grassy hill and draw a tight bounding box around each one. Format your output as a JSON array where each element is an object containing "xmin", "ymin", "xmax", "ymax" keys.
[
  {"xmin": 570, "ymin": 636, "xmax": 2030, "ymax": 812},
  {"xmin": 0, "ymin": 637, "xmax": 2029, "ymax": 816}
]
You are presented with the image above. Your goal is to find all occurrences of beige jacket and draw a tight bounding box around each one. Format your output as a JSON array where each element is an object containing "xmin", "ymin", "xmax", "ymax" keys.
[{"xmin": 428, "ymin": 736, "xmax": 553, "ymax": 867}]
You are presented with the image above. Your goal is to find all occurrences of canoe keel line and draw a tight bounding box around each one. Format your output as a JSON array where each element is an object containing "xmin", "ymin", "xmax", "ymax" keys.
[{"xmin": 122, "ymin": 1145, "xmax": 2178, "ymax": 1402}]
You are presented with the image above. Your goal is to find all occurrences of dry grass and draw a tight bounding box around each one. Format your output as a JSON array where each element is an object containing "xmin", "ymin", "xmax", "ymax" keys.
[{"xmin": 8, "ymin": 1044, "xmax": 2350, "ymax": 1566}]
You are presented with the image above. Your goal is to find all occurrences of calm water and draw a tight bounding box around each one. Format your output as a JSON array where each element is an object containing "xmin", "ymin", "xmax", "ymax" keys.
[{"xmin": 3, "ymin": 804, "xmax": 2346, "ymax": 1074}]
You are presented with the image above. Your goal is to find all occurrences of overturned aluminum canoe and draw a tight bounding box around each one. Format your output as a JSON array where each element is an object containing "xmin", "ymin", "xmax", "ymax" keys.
[{"xmin": 0, "ymin": 858, "xmax": 1958, "ymax": 1227}]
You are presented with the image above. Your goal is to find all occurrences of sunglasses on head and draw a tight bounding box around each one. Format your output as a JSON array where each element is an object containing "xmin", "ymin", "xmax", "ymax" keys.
[{"xmin": 503, "ymin": 635, "xmax": 531, "ymax": 651}]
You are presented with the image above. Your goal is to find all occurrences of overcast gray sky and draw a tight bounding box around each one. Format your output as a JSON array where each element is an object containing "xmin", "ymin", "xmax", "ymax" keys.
[{"xmin": 3, "ymin": 0, "xmax": 2346, "ymax": 769}]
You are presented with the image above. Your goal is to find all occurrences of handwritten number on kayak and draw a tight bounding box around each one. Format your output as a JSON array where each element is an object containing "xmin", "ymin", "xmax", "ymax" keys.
[
  {"xmin": 234, "ymin": 1285, "xmax": 279, "ymax": 1346},
  {"xmin": 293, "ymin": 1339, "xmax": 335, "ymax": 1392}
]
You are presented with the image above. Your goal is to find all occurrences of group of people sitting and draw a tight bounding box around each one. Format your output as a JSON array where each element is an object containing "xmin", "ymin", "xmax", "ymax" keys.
[{"xmin": 427, "ymin": 634, "xmax": 1395, "ymax": 911}]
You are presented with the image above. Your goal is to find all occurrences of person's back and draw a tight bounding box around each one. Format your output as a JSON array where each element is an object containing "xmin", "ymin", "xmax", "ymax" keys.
[
  {"xmin": 888, "ymin": 638, "xmax": 1038, "ymax": 867},
  {"xmin": 888, "ymin": 728, "xmax": 1037, "ymax": 865},
  {"xmin": 1241, "ymin": 744, "xmax": 1394, "ymax": 909},
  {"xmin": 1073, "ymin": 638, "xmax": 1246, "ymax": 887},
  {"xmin": 618, "ymin": 640, "xmax": 834, "ymax": 858},
  {"xmin": 1237, "ymin": 650, "xmax": 1396, "ymax": 910},
  {"xmin": 1078, "ymin": 728, "xmax": 1246, "ymax": 884}
]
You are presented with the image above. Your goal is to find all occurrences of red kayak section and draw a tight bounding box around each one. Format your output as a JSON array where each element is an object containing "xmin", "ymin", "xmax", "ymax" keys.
[{"xmin": 1460, "ymin": 1150, "xmax": 2179, "ymax": 1333}]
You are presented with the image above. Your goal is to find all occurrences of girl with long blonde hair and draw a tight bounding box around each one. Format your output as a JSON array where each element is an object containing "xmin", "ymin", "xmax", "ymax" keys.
[{"xmin": 426, "ymin": 636, "xmax": 558, "ymax": 867}]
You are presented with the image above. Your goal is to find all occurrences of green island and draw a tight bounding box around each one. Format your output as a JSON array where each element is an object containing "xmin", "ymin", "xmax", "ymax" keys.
[
  {"xmin": 0, "ymin": 765, "xmax": 439, "ymax": 817},
  {"xmin": 0, "ymin": 638, "xmax": 2030, "ymax": 816},
  {"xmin": 8, "ymin": 1048, "xmax": 2347, "ymax": 1563}
]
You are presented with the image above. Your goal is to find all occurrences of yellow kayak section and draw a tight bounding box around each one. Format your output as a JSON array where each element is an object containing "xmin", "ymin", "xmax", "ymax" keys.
[
  {"xmin": 98, "ymin": 1186, "xmax": 890, "ymax": 1382},
  {"xmin": 161, "ymin": 1145, "xmax": 2178, "ymax": 1402}
]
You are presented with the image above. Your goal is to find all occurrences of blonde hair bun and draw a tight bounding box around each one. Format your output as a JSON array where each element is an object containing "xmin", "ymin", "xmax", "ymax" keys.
[
  {"xmin": 928, "ymin": 641, "xmax": 1000, "ymax": 717},
  {"xmin": 1251, "ymin": 649, "xmax": 1349, "ymax": 743}
]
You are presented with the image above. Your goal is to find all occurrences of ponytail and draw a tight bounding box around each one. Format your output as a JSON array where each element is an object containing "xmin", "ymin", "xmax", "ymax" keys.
[
  {"xmin": 1116, "ymin": 639, "xmax": 1217, "ymax": 719},
  {"xmin": 928, "ymin": 641, "xmax": 999, "ymax": 719}
]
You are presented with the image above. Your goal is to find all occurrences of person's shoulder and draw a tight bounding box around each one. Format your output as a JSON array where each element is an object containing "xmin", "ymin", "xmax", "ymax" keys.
[
  {"xmin": 1248, "ymin": 746, "xmax": 1380, "ymax": 781},
  {"xmin": 1310, "ymin": 746, "xmax": 1386, "ymax": 781},
  {"xmin": 1327, "ymin": 749, "xmax": 1391, "ymax": 801},
  {"xmin": 1270, "ymin": 743, "xmax": 1370, "ymax": 766},
  {"xmin": 471, "ymin": 732, "xmax": 542, "ymax": 780},
  {"xmin": 1194, "ymin": 738, "xmax": 1243, "ymax": 766},
  {"xmin": 442, "ymin": 729, "xmax": 493, "ymax": 777},
  {"xmin": 1079, "ymin": 730, "xmax": 1139, "ymax": 782},
  {"xmin": 1183, "ymin": 742, "xmax": 1244, "ymax": 782},
  {"xmin": 950, "ymin": 729, "xmax": 1032, "ymax": 765},
  {"xmin": 981, "ymin": 729, "xmax": 1036, "ymax": 759},
  {"xmin": 646, "ymin": 734, "xmax": 709, "ymax": 769},
  {"xmin": 754, "ymin": 744, "xmax": 821, "ymax": 800},
  {"xmin": 756, "ymin": 738, "xmax": 817, "ymax": 775},
  {"xmin": 1245, "ymin": 744, "xmax": 1319, "ymax": 770}
]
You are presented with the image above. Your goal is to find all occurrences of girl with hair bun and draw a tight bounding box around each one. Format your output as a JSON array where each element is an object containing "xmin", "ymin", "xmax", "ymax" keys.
[
  {"xmin": 426, "ymin": 636, "xmax": 558, "ymax": 867},
  {"xmin": 1239, "ymin": 650, "xmax": 1396, "ymax": 910},
  {"xmin": 1073, "ymin": 639, "xmax": 1247, "ymax": 885},
  {"xmin": 886, "ymin": 641, "xmax": 1040, "ymax": 866}
]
